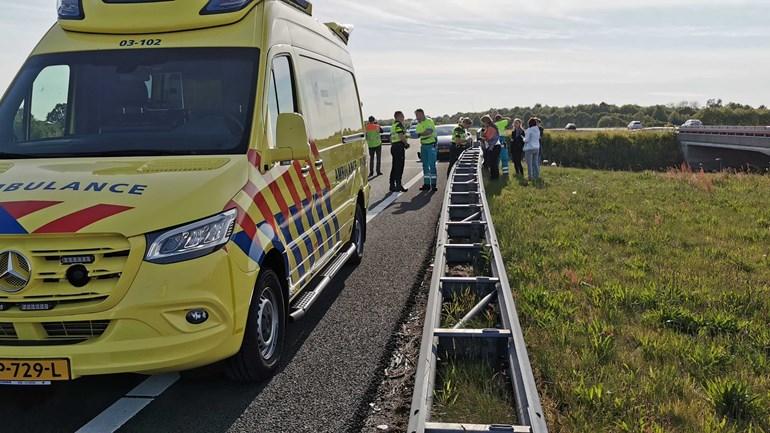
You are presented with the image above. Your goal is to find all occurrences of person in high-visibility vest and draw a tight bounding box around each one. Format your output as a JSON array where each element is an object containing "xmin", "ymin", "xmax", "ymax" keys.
[
  {"xmin": 495, "ymin": 114, "xmax": 512, "ymax": 176},
  {"xmin": 389, "ymin": 111, "xmax": 410, "ymax": 193},
  {"xmin": 366, "ymin": 116, "xmax": 383, "ymax": 177},
  {"xmin": 415, "ymin": 108, "xmax": 438, "ymax": 192},
  {"xmin": 448, "ymin": 117, "xmax": 472, "ymax": 176}
]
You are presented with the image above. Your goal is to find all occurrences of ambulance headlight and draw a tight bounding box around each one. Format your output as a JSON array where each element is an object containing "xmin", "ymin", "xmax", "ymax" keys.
[
  {"xmin": 145, "ymin": 209, "xmax": 237, "ymax": 264},
  {"xmin": 57, "ymin": 0, "xmax": 84, "ymax": 19},
  {"xmin": 200, "ymin": 0, "xmax": 255, "ymax": 14}
]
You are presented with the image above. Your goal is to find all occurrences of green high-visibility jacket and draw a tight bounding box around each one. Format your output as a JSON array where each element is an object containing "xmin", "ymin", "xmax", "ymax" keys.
[
  {"xmin": 416, "ymin": 117, "xmax": 437, "ymax": 146},
  {"xmin": 366, "ymin": 123, "xmax": 382, "ymax": 148},
  {"xmin": 391, "ymin": 120, "xmax": 407, "ymax": 144}
]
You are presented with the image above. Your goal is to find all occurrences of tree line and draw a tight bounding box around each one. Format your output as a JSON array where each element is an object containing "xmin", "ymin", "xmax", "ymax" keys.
[{"xmin": 422, "ymin": 100, "xmax": 770, "ymax": 129}]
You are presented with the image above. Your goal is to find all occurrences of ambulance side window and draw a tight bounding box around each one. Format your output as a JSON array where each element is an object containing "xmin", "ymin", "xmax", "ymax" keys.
[
  {"xmin": 266, "ymin": 55, "xmax": 296, "ymax": 148},
  {"xmin": 333, "ymin": 68, "xmax": 363, "ymax": 137},
  {"xmin": 9, "ymin": 65, "xmax": 71, "ymax": 142},
  {"xmin": 29, "ymin": 65, "xmax": 70, "ymax": 141},
  {"xmin": 12, "ymin": 99, "xmax": 26, "ymax": 141},
  {"xmin": 296, "ymin": 56, "xmax": 343, "ymax": 149}
]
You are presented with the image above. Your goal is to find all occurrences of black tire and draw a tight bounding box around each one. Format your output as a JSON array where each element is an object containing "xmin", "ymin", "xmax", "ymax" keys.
[
  {"xmin": 348, "ymin": 203, "xmax": 365, "ymax": 266},
  {"xmin": 225, "ymin": 269, "xmax": 286, "ymax": 382}
]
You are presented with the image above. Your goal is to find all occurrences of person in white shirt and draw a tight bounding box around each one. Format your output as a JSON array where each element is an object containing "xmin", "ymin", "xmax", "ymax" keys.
[{"xmin": 523, "ymin": 117, "xmax": 542, "ymax": 182}]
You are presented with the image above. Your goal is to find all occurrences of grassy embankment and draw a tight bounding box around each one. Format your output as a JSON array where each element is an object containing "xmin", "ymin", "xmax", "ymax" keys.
[{"xmin": 486, "ymin": 166, "xmax": 770, "ymax": 432}]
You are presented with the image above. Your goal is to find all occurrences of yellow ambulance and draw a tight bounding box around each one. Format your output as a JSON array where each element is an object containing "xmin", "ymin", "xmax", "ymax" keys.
[{"xmin": 0, "ymin": 0, "xmax": 369, "ymax": 383}]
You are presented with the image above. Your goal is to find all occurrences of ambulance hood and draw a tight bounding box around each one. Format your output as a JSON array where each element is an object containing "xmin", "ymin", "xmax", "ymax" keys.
[{"xmin": 0, "ymin": 156, "xmax": 249, "ymax": 237}]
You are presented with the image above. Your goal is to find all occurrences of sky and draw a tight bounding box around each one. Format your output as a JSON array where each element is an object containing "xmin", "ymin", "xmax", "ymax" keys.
[{"xmin": 1, "ymin": 0, "xmax": 769, "ymax": 118}]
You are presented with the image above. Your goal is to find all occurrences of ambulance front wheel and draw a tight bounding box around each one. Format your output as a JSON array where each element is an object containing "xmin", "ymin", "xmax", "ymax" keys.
[{"xmin": 225, "ymin": 269, "xmax": 286, "ymax": 382}]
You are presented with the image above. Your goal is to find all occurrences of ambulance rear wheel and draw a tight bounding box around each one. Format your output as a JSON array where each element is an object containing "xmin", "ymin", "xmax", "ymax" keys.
[
  {"xmin": 226, "ymin": 269, "xmax": 285, "ymax": 382},
  {"xmin": 348, "ymin": 203, "xmax": 365, "ymax": 266}
]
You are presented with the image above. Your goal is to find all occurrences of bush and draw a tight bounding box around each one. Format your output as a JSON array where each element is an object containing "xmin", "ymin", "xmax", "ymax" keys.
[
  {"xmin": 544, "ymin": 130, "xmax": 683, "ymax": 171},
  {"xmin": 596, "ymin": 115, "xmax": 626, "ymax": 128}
]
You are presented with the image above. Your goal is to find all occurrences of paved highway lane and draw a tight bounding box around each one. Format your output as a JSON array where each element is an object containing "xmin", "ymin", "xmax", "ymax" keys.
[{"xmin": 0, "ymin": 142, "xmax": 446, "ymax": 433}]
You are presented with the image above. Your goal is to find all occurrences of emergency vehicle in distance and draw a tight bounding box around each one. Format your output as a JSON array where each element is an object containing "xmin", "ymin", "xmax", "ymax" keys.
[{"xmin": 0, "ymin": 0, "xmax": 369, "ymax": 383}]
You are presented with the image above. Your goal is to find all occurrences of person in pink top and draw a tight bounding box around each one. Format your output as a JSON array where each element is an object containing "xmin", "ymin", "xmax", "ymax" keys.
[{"xmin": 481, "ymin": 115, "xmax": 501, "ymax": 179}]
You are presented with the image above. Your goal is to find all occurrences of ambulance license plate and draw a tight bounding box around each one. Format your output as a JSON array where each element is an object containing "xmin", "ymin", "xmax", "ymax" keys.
[{"xmin": 0, "ymin": 359, "xmax": 70, "ymax": 383}]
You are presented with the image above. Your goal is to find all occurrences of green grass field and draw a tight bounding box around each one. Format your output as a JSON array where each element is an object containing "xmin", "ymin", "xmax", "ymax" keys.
[{"xmin": 487, "ymin": 167, "xmax": 770, "ymax": 432}]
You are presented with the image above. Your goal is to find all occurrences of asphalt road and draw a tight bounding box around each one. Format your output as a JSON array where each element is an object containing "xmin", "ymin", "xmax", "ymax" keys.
[{"xmin": 0, "ymin": 142, "xmax": 446, "ymax": 433}]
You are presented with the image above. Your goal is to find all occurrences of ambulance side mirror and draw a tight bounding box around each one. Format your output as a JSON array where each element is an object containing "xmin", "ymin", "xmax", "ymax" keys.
[{"xmin": 272, "ymin": 113, "xmax": 311, "ymax": 162}]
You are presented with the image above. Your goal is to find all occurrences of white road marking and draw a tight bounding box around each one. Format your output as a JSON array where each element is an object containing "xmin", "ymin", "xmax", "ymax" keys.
[
  {"xmin": 125, "ymin": 373, "xmax": 180, "ymax": 398},
  {"xmin": 367, "ymin": 172, "xmax": 424, "ymax": 223},
  {"xmin": 76, "ymin": 170, "xmax": 424, "ymax": 433},
  {"xmin": 75, "ymin": 373, "xmax": 179, "ymax": 433}
]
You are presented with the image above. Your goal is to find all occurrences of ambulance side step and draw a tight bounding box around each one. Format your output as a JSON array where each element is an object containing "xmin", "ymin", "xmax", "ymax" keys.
[{"xmin": 289, "ymin": 243, "xmax": 357, "ymax": 321}]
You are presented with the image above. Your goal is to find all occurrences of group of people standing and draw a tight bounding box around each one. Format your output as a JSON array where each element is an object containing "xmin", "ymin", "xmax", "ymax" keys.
[
  {"xmin": 364, "ymin": 110, "xmax": 545, "ymax": 195},
  {"xmin": 479, "ymin": 115, "xmax": 543, "ymax": 183},
  {"xmin": 367, "ymin": 109, "xmax": 440, "ymax": 193}
]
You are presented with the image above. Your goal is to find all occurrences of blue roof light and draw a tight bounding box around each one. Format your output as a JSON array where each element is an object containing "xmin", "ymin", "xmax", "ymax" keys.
[
  {"xmin": 200, "ymin": 0, "xmax": 256, "ymax": 15},
  {"xmin": 57, "ymin": 0, "xmax": 84, "ymax": 20}
]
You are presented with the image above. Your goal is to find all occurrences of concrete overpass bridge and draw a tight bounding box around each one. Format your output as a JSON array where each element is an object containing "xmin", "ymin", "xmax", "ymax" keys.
[{"xmin": 679, "ymin": 126, "xmax": 770, "ymax": 171}]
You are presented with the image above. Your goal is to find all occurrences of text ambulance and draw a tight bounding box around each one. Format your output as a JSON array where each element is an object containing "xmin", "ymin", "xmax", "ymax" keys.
[{"xmin": 0, "ymin": 0, "xmax": 369, "ymax": 382}]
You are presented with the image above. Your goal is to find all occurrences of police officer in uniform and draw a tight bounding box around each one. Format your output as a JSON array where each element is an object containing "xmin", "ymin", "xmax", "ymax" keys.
[
  {"xmin": 389, "ymin": 111, "xmax": 409, "ymax": 192},
  {"xmin": 414, "ymin": 108, "xmax": 438, "ymax": 192},
  {"xmin": 448, "ymin": 117, "xmax": 472, "ymax": 176}
]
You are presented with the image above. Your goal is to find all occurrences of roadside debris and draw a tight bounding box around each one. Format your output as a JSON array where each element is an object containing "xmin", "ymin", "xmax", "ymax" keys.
[{"xmin": 362, "ymin": 267, "xmax": 431, "ymax": 432}]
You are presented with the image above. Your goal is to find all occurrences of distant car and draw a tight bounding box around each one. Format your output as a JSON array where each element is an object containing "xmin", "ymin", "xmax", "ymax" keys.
[
  {"xmin": 435, "ymin": 124, "xmax": 471, "ymax": 161},
  {"xmin": 565, "ymin": 123, "xmax": 577, "ymax": 130},
  {"xmin": 380, "ymin": 125, "xmax": 391, "ymax": 144},
  {"xmin": 681, "ymin": 119, "xmax": 703, "ymax": 128},
  {"xmin": 628, "ymin": 121, "xmax": 644, "ymax": 130}
]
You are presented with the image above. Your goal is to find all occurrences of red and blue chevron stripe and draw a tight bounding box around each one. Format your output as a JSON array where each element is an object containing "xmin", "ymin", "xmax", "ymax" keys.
[
  {"xmin": 231, "ymin": 144, "xmax": 342, "ymax": 278},
  {"xmin": 0, "ymin": 201, "xmax": 132, "ymax": 235}
]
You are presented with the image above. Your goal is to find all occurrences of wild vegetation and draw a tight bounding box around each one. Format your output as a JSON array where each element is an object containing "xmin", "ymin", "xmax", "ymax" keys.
[
  {"xmin": 426, "ymin": 100, "xmax": 770, "ymax": 129},
  {"xmin": 487, "ymin": 167, "xmax": 770, "ymax": 432},
  {"xmin": 544, "ymin": 130, "xmax": 682, "ymax": 171}
]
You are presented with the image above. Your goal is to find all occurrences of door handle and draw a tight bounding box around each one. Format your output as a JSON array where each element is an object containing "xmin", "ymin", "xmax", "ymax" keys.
[
  {"xmin": 314, "ymin": 159, "xmax": 324, "ymax": 169},
  {"xmin": 301, "ymin": 165, "xmax": 311, "ymax": 176}
]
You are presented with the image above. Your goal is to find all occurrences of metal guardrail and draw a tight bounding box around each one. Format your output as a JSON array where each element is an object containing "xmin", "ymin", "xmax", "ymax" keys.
[
  {"xmin": 408, "ymin": 148, "xmax": 548, "ymax": 433},
  {"xmin": 679, "ymin": 125, "xmax": 770, "ymax": 136}
]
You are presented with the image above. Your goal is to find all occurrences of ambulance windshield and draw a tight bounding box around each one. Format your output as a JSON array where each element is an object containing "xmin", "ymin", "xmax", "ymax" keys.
[{"xmin": 0, "ymin": 48, "xmax": 258, "ymax": 158}]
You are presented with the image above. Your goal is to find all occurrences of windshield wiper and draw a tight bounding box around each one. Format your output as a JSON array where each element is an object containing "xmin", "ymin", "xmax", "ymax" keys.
[{"xmin": 77, "ymin": 149, "xmax": 196, "ymax": 157}]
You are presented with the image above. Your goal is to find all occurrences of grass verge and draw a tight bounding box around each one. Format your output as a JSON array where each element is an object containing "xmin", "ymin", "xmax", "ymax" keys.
[
  {"xmin": 432, "ymin": 360, "xmax": 517, "ymax": 425},
  {"xmin": 487, "ymin": 166, "xmax": 770, "ymax": 432}
]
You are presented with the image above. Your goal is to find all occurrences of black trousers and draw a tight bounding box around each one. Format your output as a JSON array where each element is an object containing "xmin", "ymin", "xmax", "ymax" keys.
[
  {"xmin": 390, "ymin": 142, "xmax": 406, "ymax": 188},
  {"xmin": 488, "ymin": 146, "xmax": 501, "ymax": 179},
  {"xmin": 447, "ymin": 144, "xmax": 466, "ymax": 177},
  {"xmin": 511, "ymin": 146, "xmax": 524, "ymax": 176},
  {"xmin": 369, "ymin": 146, "xmax": 382, "ymax": 175}
]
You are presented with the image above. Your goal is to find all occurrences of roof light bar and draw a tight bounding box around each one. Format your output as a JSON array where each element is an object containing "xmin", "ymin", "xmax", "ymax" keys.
[
  {"xmin": 57, "ymin": 0, "xmax": 84, "ymax": 20},
  {"xmin": 200, "ymin": 0, "xmax": 256, "ymax": 15},
  {"xmin": 284, "ymin": 0, "xmax": 312, "ymax": 15},
  {"xmin": 325, "ymin": 22, "xmax": 354, "ymax": 45}
]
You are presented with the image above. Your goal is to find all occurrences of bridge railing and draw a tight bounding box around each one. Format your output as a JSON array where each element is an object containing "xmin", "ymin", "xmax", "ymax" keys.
[{"xmin": 679, "ymin": 126, "xmax": 770, "ymax": 137}]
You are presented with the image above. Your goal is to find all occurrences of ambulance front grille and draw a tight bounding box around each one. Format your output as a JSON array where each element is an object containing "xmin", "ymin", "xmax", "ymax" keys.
[
  {"xmin": 33, "ymin": 248, "xmax": 130, "ymax": 284},
  {"xmin": 0, "ymin": 323, "xmax": 17, "ymax": 340},
  {"xmin": 42, "ymin": 320, "xmax": 110, "ymax": 340},
  {"xmin": 2, "ymin": 235, "xmax": 134, "ymax": 308}
]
